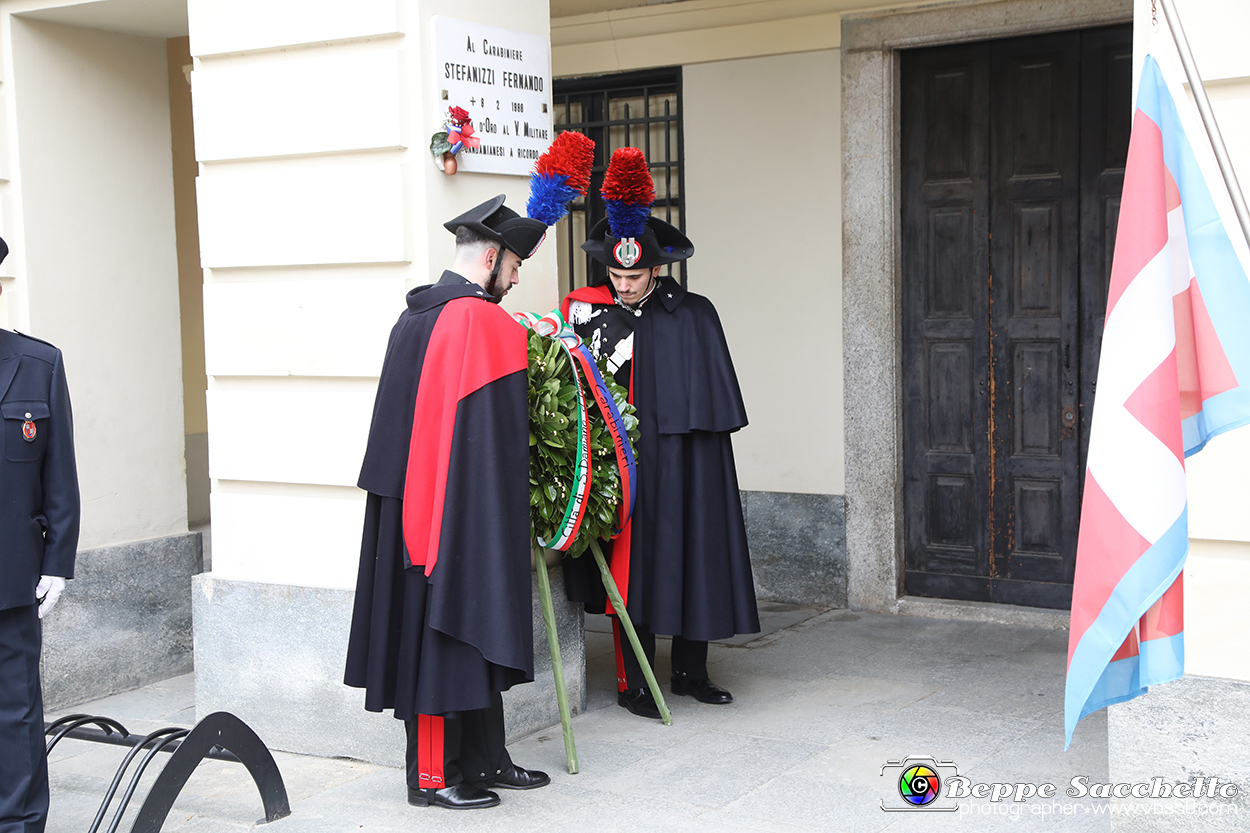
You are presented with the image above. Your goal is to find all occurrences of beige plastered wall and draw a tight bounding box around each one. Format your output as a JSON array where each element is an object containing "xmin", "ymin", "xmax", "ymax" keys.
[
  {"xmin": 1135, "ymin": 0, "xmax": 1250, "ymax": 684},
  {"xmin": 4, "ymin": 15, "xmax": 188, "ymax": 550},
  {"xmin": 684, "ymin": 51, "xmax": 842, "ymax": 495}
]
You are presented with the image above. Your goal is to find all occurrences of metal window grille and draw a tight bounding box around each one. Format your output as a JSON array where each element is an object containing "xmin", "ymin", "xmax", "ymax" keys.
[{"xmin": 552, "ymin": 67, "xmax": 686, "ymax": 294}]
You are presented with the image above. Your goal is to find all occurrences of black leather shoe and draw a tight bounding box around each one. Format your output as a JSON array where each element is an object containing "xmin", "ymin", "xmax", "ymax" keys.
[
  {"xmin": 493, "ymin": 764, "xmax": 551, "ymax": 790},
  {"xmin": 671, "ymin": 672, "xmax": 733, "ymax": 704},
  {"xmin": 408, "ymin": 784, "xmax": 500, "ymax": 809},
  {"xmin": 617, "ymin": 687, "xmax": 662, "ymax": 719}
]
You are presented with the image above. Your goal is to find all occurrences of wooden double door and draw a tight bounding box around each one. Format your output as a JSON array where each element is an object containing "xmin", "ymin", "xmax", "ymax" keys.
[{"xmin": 901, "ymin": 25, "xmax": 1132, "ymax": 609}]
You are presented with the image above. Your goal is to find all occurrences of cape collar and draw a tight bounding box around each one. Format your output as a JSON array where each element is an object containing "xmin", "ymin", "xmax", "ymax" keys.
[
  {"xmin": 436, "ymin": 270, "xmax": 476, "ymax": 289},
  {"xmin": 407, "ymin": 270, "xmax": 490, "ymax": 313},
  {"xmin": 651, "ymin": 276, "xmax": 685, "ymax": 313}
]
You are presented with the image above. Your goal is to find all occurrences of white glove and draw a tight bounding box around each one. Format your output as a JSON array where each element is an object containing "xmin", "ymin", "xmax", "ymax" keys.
[{"xmin": 36, "ymin": 576, "xmax": 66, "ymax": 619}]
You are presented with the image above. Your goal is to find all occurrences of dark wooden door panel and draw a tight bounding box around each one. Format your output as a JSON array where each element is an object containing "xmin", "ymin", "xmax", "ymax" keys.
[
  {"xmin": 927, "ymin": 342, "xmax": 974, "ymax": 452},
  {"xmin": 991, "ymin": 31, "xmax": 1081, "ymax": 596},
  {"xmin": 928, "ymin": 208, "xmax": 978, "ymax": 318},
  {"xmin": 901, "ymin": 42, "xmax": 991, "ymax": 598},
  {"xmin": 1013, "ymin": 203, "xmax": 1063, "ymax": 317},
  {"xmin": 901, "ymin": 25, "xmax": 1131, "ymax": 609},
  {"xmin": 1012, "ymin": 342, "xmax": 1062, "ymax": 457}
]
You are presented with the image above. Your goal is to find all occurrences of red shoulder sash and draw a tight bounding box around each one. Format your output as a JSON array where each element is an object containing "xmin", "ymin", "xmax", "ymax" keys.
[{"xmin": 402, "ymin": 299, "xmax": 527, "ymax": 575}]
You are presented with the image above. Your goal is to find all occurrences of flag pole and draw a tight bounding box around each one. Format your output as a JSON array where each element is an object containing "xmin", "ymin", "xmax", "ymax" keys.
[{"xmin": 1158, "ymin": 0, "xmax": 1250, "ymax": 251}]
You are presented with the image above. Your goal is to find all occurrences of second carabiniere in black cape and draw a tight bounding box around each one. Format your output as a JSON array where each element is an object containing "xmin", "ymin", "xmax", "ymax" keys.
[{"xmin": 560, "ymin": 276, "xmax": 760, "ymax": 642}]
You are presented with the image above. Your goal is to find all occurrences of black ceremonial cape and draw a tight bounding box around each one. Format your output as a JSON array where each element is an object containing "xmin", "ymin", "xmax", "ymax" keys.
[
  {"xmin": 345, "ymin": 271, "xmax": 533, "ymax": 719},
  {"xmin": 560, "ymin": 277, "xmax": 760, "ymax": 641}
]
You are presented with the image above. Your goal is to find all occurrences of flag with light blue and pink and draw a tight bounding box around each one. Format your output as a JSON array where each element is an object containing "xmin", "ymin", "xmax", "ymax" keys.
[{"xmin": 1065, "ymin": 46, "xmax": 1250, "ymax": 746}]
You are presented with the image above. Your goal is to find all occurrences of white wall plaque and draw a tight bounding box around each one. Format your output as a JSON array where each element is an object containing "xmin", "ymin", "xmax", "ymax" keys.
[{"xmin": 431, "ymin": 16, "xmax": 552, "ymax": 176}]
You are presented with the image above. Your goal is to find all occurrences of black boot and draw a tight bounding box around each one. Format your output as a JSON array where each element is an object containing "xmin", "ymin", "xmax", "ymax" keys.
[
  {"xmin": 671, "ymin": 671, "xmax": 733, "ymax": 704},
  {"xmin": 493, "ymin": 764, "xmax": 551, "ymax": 790},
  {"xmin": 408, "ymin": 784, "xmax": 500, "ymax": 809},
  {"xmin": 617, "ymin": 687, "xmax": 662, "ymax": 719}
]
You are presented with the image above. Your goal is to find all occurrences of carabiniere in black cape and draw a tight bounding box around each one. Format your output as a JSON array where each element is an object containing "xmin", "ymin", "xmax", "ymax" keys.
[
  {"xmin": 563, "ymin": 276, "xmax": 761, "ymax": 642},
  {"xmin": 345, "ymin": 271, "xmax": 534, "ymax": 719}
]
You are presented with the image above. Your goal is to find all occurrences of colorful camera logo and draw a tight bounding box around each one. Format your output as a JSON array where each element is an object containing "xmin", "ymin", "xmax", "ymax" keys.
[
  {"xmin": 900, "ymin": 764, "xmax": 940, "ymax": 805},
  {"xmin": 881, "ymin": 756, "xmax": 960, "ymax": 812}
]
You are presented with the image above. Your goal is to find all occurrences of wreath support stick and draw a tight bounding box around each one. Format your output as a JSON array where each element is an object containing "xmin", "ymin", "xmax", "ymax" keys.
[
  {"xmin": 534, "ymin": 548, "xmax": 579, "ymax": 774},
  {"xmin": 588, "ymin": 539, "xmax": 673, "ymax": 725}
]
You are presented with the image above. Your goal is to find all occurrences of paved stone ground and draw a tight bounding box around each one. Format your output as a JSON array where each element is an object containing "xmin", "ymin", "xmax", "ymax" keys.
[{"xmin": 46, "ymin": 608, "xmax": 1123, "ymax": 833}]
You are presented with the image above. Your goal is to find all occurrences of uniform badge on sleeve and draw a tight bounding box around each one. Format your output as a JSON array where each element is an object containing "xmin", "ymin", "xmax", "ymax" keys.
[{"xmin": 22, "ymin": 417, "xmax": 36, "ymax": 441}]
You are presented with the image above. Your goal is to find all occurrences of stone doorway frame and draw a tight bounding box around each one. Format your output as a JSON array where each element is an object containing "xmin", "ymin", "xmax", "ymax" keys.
[{"xmin": 840, "ymin": 0, "xmax": 1132, "ymax": 611}]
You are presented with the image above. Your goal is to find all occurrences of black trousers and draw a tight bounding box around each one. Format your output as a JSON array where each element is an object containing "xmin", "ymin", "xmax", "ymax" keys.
[
  {"xmin": 404, "ymin": 691, "xmax": 512, "ymax": 790},
  {"xmin": 0, "ymin": 604, "xmax": 46, "ymax": 833},
  {"xmin": 612, "ymin": 618, "xmax": 709, "ymax": 691}
]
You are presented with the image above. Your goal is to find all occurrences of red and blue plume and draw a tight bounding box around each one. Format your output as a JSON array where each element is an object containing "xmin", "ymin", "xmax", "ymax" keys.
[
  {"xmin": 601, "ymin": 147, "xmax": 655, "ymax": 240},
  {"xmin": 527, "ymin": 131, "xmax": 596, "ymax": 226}
]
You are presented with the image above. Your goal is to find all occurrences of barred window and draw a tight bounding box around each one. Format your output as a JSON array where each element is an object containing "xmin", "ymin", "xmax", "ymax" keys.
[{"xmin": 552, "ymin": 67, "xmax": 685, "ymax": 293}]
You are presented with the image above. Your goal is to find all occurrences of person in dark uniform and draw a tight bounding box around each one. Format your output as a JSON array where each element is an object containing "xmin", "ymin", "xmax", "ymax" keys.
[
  {"xmin": 344, "ymin": 196, "xmax": 552, "ymax": 810},
  {"xmin": 560, "ymin": 148, "xmax": 760, "ymax": 720},
  {"xmin": 0, "ymin": 235, "xmax": 81, "ymax": 833}
]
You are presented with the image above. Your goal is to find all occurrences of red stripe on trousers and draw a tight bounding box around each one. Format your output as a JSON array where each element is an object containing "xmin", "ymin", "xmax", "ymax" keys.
[
  {"xmin": 417, "ymin": 715, "xmax": 446, "ymax": 788},
  {"xmin": 603, "ymin": 358, "xmax": 635, "ymax": 615},
  {"xmin": 612, "ymin": 619, "xmax": 628, "ymax": 692}
]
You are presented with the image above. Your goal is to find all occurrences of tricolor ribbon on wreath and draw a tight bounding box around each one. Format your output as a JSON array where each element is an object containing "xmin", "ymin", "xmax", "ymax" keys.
[{"xmin": 511, "ymin": 309, "xmax": 636, "ymax": 551}]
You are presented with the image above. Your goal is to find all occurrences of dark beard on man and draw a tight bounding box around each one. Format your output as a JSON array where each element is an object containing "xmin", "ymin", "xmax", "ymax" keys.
[{"xmin": 485, "ymin": 247, "xmax": 506, "ymax": 302}]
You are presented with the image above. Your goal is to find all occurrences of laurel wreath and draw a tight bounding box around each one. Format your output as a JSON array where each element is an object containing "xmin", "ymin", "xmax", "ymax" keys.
[{"xmin": 526, "ymin": 330, "xmax": 638, "ymax": 556}]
